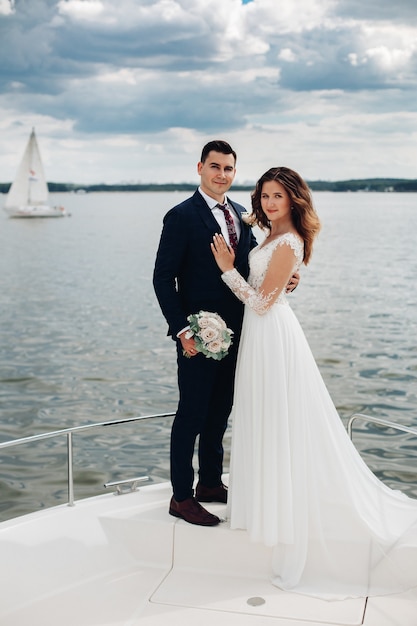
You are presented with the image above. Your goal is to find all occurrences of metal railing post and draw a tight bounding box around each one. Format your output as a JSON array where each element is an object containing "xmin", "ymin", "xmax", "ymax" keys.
[{"xmin": 67, "ymin": 432, "xmax": 74, "ymax": 507}]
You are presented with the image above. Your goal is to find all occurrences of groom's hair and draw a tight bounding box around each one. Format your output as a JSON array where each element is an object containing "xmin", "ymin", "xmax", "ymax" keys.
[{"xmin": 201, "ymin": 140, "xmax": 237, "ymax": 164}]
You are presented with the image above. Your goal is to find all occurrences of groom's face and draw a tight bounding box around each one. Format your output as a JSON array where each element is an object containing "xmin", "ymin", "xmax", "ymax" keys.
[{"xmin": 197, "ymin": 151, "xmax": 236, "ymax": 202}]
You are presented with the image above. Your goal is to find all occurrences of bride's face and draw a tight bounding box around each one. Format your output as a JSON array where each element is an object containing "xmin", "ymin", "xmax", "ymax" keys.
[{"xmin": 260, "ymin": 180, "xmax": 292, "ymax": 223}]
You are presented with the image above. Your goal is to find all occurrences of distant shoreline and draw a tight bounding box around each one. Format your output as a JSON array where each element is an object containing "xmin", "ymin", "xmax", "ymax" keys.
[{"xmin": 1, "ymin": 178, "xmax": 416, "ymax": 194}]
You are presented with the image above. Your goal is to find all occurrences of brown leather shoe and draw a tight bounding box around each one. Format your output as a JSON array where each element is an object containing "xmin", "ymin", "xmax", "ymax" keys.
[
  {"xmin": 195, "ymin": 482, "xmax": 228, "ymax": 504},
  {"xmin": 169, "ymin": 496, "xmax": 220, "ymax": 526}
]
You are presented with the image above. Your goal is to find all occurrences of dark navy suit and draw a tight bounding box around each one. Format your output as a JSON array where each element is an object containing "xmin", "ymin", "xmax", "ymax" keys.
[{"xmin": 153, "ymin": 189, "xmax": 257, "ymax": 501}]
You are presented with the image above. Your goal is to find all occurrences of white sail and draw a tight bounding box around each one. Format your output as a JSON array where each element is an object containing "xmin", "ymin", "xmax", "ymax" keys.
[{"xmin": 4, "ymin": 128, "xmax": 66, "ymax": 218}]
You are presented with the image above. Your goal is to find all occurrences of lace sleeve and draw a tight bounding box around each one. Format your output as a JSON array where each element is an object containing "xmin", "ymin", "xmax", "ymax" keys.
[{"xmin": 221, "ymin": 269, "xmax": 278, "ymax": 315}]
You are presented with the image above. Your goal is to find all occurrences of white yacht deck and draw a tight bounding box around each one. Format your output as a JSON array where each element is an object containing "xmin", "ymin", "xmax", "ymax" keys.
[{"xmin": 1, "ymin": 481, "xmax": 415, "ymax": 626}]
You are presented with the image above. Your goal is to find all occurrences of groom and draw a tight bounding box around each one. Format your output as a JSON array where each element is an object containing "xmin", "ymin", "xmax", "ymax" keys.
[{"xmin": 153, "ymin": 140, "xmax": 257, "ymax": 526}]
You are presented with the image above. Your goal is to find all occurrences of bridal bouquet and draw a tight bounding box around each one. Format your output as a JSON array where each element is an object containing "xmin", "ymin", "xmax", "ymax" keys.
[{"xmin": 186, "ymin": 311, "xmax": 233, "ymax": 360}]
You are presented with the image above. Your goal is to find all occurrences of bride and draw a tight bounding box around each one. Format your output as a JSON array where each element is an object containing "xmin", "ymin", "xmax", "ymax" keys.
[{"xmin": 211, "ymin": 166, "xmax": 417, "ymax": 599}]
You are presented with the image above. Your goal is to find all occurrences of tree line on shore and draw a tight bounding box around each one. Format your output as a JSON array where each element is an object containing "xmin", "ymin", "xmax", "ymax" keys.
[{"xmin": 1, "ymin": 178, "xmax": 416, "ymax": 194}]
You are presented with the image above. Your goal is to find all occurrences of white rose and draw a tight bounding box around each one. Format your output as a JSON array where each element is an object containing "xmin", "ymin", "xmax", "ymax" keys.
[
  {"xmin": 206, "ymin": 316, "xmax": 222, "ymax": 330},
  {"xmin": 200, "ymin": 327, "xmax": 219, "ymax": 342},
  {"xmin": 207, "ymin": 339, "xmax": 223, "ymax": 353},
  {"xmin": 214, "ymin": 318, "xmax": 227, "ymax": 330}
]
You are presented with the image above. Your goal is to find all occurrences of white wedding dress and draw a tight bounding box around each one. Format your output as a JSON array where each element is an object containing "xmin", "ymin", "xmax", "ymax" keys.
[{"xmin": 222, "ymin": 233, "xmax": 417, "ymax": 599}]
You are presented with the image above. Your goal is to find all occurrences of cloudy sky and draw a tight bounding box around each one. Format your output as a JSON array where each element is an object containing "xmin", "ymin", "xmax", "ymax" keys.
[{"xmin": 0, "ymin": 0, "xmax": 416, "ymax": 185}]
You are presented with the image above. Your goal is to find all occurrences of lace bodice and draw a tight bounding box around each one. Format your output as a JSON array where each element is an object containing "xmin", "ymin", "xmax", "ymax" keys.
[{"xmin": 222, "ymin": 233, "xmax": 304, "ymax": 315}]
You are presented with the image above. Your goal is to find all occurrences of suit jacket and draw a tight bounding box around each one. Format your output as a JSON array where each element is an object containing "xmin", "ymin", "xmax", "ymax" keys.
[{"xmin": 153, "ymin": 190, "xmax": 257, "ymax": 339}]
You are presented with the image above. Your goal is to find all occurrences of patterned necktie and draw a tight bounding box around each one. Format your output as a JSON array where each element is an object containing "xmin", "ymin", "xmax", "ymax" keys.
[{"xmin": 216, "ymin": 203, "xmax": 238, "ymax": 251}]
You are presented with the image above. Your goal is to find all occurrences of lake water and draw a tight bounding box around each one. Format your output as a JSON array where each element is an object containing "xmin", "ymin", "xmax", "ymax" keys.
[{"xmin": 0, "ymin": 190, "xmax": 416, "ymax": 521}]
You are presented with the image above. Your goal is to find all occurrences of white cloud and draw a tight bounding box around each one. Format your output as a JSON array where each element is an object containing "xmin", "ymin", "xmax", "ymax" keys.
[
  {"xmin": 245, "ymin": 0, "xmax": 335, "ymax": 34},
  {"xmin": 347, "ymin": 22, "xmax": 417, "ymax": 76},
  {"xmin": 0, "ymin": 0, "xmax": 14, "ymax": 16},
  {"xmin": 57, "ymin": 0, "xmax": 104, "ymax": 21},
  {"xmin": 279, "ymin": 48, "xmax": 296, "ymax": 62},
  {"xmin": 365, "ymin": 46, "xmax": 413, "ymax": 71}
]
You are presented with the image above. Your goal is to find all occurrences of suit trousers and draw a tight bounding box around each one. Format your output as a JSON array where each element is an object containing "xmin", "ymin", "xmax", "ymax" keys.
[{"xmin": 171, "ymin": 340, "xmax": 239, "ymax": 501}]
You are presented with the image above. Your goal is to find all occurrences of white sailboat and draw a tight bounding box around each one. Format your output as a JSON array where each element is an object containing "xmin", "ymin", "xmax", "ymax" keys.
[{"xmin": 4, "ymin": 128, "xmax": 66, "ymax": 218}]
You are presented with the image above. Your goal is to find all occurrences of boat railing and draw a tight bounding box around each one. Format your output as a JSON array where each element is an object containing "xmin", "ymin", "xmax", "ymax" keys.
[
  {"xmin": 1, "ymin": 412, "xmax": 416, "ymax": 510},
  {"xmin": 347, "ymin": 413, "xmax": 417, "ymax": 440},
  {"xmin": 0, "ymin": 412, "xmax": 174, "ymax": 507}
]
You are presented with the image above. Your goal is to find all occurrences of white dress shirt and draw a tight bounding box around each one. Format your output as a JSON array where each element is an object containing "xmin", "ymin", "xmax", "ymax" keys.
[{"xmin": 198, "ymin": 187, "xmax": 241, "ymax": 246}]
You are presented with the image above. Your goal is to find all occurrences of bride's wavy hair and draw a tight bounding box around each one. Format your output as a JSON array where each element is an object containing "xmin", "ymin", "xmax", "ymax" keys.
[{"xmin": 251, "ymin": 166, "xmax": 321, "ymax": 265}]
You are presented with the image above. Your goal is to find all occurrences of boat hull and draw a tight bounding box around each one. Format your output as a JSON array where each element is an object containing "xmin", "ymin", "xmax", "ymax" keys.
[
  {"xmin": 1, "ymin": 480, "xmax": 416, "ymax": 626},
  {"xmin": 4, "ymin": 204, "xmax": 66, "ymax": 218}
]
